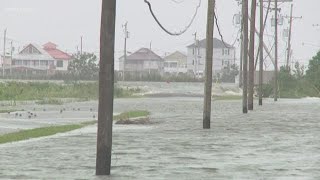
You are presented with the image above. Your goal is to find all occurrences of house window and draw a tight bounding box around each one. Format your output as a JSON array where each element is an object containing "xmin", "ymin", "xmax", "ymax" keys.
[
  {"xmin": 40, "ymin": 61, "xmax": 48, "ymax": 66},
  {"xmin": 57, "ymin": 60, "xmax": 63, "ymax": 67},
  {"xmin": 222, "ymin": 49, "xmax": 224, "ymax": 55},
  {"xmin": 170, "ymin": 62, "xmax": 178, "ymax": 68}
]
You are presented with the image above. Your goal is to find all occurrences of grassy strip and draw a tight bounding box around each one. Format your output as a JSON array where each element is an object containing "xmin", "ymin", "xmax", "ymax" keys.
[
  {"xmin": 0, "ymin": 109, "xmax": 23, "ymax": 113},
  {"xmin": 213, "ymin": 95, "xmax": 242, "ymax": 101},
  {"xmin": 0, "ymin": 122, "xmax": 94, "ymax": 144},
  {"xmin": 0, "ymin": 110, "xmax": 150, "ymax": 144},
  {"xmin": 0, "ymin": 82, "xmax": 142, "ymax": 102},
  {"xmin": 114, "ymin": 110, "xmax": 150, "ymax": 120}
]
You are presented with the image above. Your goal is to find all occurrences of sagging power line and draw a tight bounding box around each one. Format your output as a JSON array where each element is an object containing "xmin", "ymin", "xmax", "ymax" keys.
[{"xmin": 144, "ymin": 0, "xmax": 201, "ymax": 36}]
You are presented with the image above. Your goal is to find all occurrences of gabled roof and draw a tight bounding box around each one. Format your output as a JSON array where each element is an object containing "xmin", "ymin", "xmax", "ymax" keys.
[
  {"xmin": 43, "ymin": 42, "xmax": 72, "ymax": 60},
  {"xmin": 187, "ymin": 38, "xmax": 233, "ymax": 49},
  {"xmin": 164, "ymin": 51, "xmax": 187, "ymax": 61},
  {"xmin": 126, "ymin": 48, "xmax": 163, "ymax": 61},
  {"xmin": 13, "ymin": 43, "xmax": 55, "ymax": 61}
]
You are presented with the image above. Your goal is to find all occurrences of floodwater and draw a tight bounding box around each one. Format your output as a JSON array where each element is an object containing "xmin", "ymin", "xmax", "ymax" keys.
[{"xmin": 0, "ymin": 82, "xmax": 320, "ymax": 179}]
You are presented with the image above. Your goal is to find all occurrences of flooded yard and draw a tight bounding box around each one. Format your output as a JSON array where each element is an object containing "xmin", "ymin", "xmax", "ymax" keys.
[{"xmin": 0, "ymin": 94, "xmax": 319, "ymax": 179}]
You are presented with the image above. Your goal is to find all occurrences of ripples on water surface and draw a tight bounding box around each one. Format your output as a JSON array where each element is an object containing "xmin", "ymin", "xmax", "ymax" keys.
[{"xmin": 0, "ymin": 82, "xmax": 319, "ymax": 179}]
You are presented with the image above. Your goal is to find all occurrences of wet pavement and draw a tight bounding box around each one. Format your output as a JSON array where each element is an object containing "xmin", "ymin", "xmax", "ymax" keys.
[{"xmin": 0, "ymin": 95, "xmax": 320, "ymax": 179}]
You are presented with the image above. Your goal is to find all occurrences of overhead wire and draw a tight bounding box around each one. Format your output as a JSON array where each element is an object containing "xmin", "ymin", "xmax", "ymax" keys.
[
  {"xmin": 143, "ymin": 0, "xmax": 201, "ymax": 36},
  {"xmin": 170, "ymin": 0, "xmax": 186, "ymax": 4},
  {"xmin": 214, "ymin": 8, "xmax": 231, "ymax": 48}
]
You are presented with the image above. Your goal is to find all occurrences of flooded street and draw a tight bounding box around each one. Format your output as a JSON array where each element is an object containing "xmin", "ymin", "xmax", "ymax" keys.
[{"xmin": 1, "ymin": 85, "xmax": 319, "ymax": 179}]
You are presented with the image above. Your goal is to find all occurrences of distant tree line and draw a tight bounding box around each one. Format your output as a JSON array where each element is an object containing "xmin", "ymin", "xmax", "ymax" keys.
[{"xmin": 260, "ymin": 50, "xmax": 320, "ymax": 98}]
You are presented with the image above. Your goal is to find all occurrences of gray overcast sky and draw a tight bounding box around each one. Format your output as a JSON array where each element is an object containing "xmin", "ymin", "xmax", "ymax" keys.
[{"xmin": 1, "ymin": 0, "xmax": 320, "ymax": 69}]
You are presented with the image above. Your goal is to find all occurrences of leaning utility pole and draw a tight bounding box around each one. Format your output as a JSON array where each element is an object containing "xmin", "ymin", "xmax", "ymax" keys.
[
  {"xmin": 96, "ymin": 0, "xmax": 116, "ymax": 176},
  {"xmin": 203, "ymin": 0, "xmax": 215, "ymax": 129},
  {"xmin": 123, "ymin": 22, "xmax": 128, "ymax": 81},
  {"xmin": 242, "ymin": 0, "xmax": 249, "ymax": 114},
  {"xmin": 259, "ymin": 0, "xmax": 264, "ymax": 106},
  {"xmin": 248, "ymin": 0, "xmax": 257, "ymax": 111},
  {"xmin": 286, "ymin": 4, "xmax": 293, "ymax": 70},
  {"xmin": 3, "ymin": 29, "xmax": 7, "ymax": 77},
  {"xmin": 274, "ymin": 0, "xmax": 278, "ymax": 101}
]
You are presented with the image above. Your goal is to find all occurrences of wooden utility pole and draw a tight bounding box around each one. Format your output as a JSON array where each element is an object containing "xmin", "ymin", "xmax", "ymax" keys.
[
  {"xmin": 259, "ymin": 0, "xmax": 264, "ymax": 106},
  {"xmin": 242, "ymin": 0, "xmax": 249, "ymax": 114},
  {"xmin": 3, "ymin": 29, "xmax": 7, "ymax": 77},
  {"xmin": 286, "ymin": 4, "xmax": 293, "ymax": 70},
  {"xmin": 80, "ymin": 36, "xmax": 83, "ymax": 55},
  {"xmin": 274, "ymin": 0, "xmax": 278, "ymax": 101},
  {"xmin": 239, "ymin": 21, "xmax": 244, "ymax": 88},
  {"xmin": 248, "ymin": 0, "xmax": 257, "ymax": 111},
  {"xmin": 193, "ymin": 32, "xmax": 198, "ymax": 77},
  {"xmin": 96, "ymin": 0, "xmax": 116, "ymax": 175},
  {"xmin": 123, "ymin": 22, "xmax": 128, "ymax": 81},
  {"xmin": 203, "ymin": 0, "xmax": 215, "ymax": 129},
  {"xmin": 10, "ymin": 41, "xmax": 13, "ymax": 76}
]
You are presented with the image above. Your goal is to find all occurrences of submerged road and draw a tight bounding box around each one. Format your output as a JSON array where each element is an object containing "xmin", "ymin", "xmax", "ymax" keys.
[{"xmin": 0, "ymin": 97, "xmax": 319, "ymax": 179}]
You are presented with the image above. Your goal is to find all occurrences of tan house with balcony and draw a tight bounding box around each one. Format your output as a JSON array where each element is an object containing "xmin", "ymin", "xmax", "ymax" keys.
[{"xmin": 164, "ymin": 51, "xmax": 187, "ymax": 74}]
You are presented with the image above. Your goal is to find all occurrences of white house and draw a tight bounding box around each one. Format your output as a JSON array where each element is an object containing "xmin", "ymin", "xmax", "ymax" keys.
[
  {"xmin": 42, "ymin": 42, "xmax": 73, "ymax": 73},
  {"xmin": 163, "ymin": 51, "xmax": 187, "ymax": 74},
  {"xmin": 10, "ymin": 42, "xmax": 72, "ymax": 75},
  {"xmin": 187, "ymin": 38, "xmax": 236, "ymax": 77}
]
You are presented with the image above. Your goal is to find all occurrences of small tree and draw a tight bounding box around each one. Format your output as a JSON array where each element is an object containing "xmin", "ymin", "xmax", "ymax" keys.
[
  {"xmin": 220, "ymin": 64, "xmax": 239, "ymax": 83},
  {"xmin": 68, "ymin": 52, "xmax": 99, "ymax": 81},
  {"xmin": 293, "ymin": 62, "xmax": 304, "ymax": 80}
]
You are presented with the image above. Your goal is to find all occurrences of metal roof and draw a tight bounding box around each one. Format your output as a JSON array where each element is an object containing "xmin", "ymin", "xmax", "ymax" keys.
[{"xmin": 43, "ymin": 42, "xmax": 72, "ymax": 60}]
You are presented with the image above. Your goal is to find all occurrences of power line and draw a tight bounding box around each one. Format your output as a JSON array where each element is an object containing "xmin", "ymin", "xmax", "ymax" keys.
[
  {"xmin": 144, "ymin": 0, "xmax": 201, "ymax": 36},
  {"xmin": 214, "ymin": 11, "xmax": 230, "ymax": 47},
  {"xmin": 170, "ymin": 0, "xmax": 185, "ymax": 4}
]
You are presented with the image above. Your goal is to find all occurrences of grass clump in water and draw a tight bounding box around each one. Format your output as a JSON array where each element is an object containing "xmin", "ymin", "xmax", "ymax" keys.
[
  {"xmin": 213, "ymin": 95, "xmax": 242, "ymax": 101},
  {"xmin": 114, "ymin": 110, "xmax": 150, "ymax": 120}
]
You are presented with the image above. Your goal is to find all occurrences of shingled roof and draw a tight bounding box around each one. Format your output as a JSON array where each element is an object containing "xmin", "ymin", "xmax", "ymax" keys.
[
  {"xmin": 187, "ymin": 38, "xmax": 233, "ymax": 49},
  {"xmin": 126, "ymin": 48, "xmax": 163, "ymax": 61}
]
